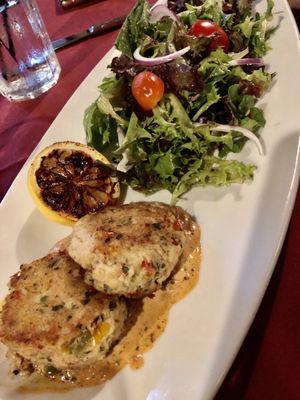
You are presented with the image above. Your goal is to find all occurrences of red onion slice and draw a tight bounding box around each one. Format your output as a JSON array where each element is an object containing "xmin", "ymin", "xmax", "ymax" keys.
[
  {"xmin": 150, "ymin": 4, "xmax": 178, "ymax": 23},
  {"xmin": 211, "ymin": 124, "xmax": 264, "ymax": 155},
  {"xmin": 150, "ymin": 0, "xmax": 168, "ymax": 10},
  {"xmin": 133, "ymin": 45, "xmax": 190, "ymax": 66},
  {"xmin": 228, "ymin": 58, "xmax": 264, "ymax": 67}
]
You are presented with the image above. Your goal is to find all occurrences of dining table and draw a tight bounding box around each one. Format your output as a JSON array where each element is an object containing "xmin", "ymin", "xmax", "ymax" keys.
[{"xmin": 0, "ymin": 1, "xmax": 299, "ymax": 399}]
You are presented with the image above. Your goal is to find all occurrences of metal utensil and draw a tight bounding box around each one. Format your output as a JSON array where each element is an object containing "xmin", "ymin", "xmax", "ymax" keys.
[
  {"xmin": 52, "ymin": 15, "xmax": 126, "ymax": 51},
  {"xmin": 59, "ymin": 0, "xmax": 101, "ymax": 9}
]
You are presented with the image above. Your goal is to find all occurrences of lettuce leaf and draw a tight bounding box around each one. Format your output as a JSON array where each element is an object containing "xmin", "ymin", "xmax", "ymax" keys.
[
  {"xmin": 115, "ymin": 0, "xmax": 150, "ymax": 58},
  {"xmin": 84, "ymin": 0, "xmax": 277, "ymax": 202},
  {"xmin": 113, "ymin": 95, "xmax": 257, "ymax": 200},
  {"xmin": 171, "ymin": 155, "xmax": 256, "ymax": 203},
  {"xmin": 84, "ymin": 102, "xmax": 118, "ymax": 160},
  {"xmin": 237, "ymin": 0, "xmax": 276, "ymax": 57}
]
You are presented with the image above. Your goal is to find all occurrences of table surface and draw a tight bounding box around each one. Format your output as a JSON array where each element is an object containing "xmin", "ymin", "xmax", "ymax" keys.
[{"xmin": 0, "ymin": 1, "xmax": 299, "ymax": 399}]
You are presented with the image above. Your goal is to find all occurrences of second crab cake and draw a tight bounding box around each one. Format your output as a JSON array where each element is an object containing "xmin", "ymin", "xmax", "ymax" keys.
[
  {"xmin": 68, "ymin": 202, "xmax": 192, "ymax": 297},
  {"xmin": 0, "ymin": 253, "xmax": 127, "ymax": 378}
]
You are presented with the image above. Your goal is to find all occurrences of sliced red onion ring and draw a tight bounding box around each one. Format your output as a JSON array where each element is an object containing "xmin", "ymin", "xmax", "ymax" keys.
[
  {"xmin": 150, "ymin": 0, "xmax": 168, "ymax": 10},
  {"xmin": 150, "ymin": 4, "xmax": 178, "ymax": 23},
  {"xmin": 228, "ymin": 58, "xmax": 264, "ymax": 67},
  {"xmin": 211, "ymin": 124, "xmax": 264, "ymax": 155},
  {"xmin": 133, "ymin": 45, "xmax": 190, "ymax": 66}
]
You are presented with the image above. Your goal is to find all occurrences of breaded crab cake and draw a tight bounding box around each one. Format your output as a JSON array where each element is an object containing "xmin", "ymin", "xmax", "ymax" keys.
[
  {"xmin": 67, "ymin": 202, "xmax": 192, "ymax": 297},
  {"xmin": 0, "ymin": 253, "xmax": 127, "ymax": 377}
]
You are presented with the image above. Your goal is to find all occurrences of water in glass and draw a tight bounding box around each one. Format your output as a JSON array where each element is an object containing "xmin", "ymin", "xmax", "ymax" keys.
[{"xmin": 0, "ymin": 0, "xmax": 60, "ymax": 101}]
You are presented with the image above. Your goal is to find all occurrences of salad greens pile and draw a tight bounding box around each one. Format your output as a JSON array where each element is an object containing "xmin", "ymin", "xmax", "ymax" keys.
[{"xmin": 84, "ymin": 0, "xmax": 276, "ymax": 203}]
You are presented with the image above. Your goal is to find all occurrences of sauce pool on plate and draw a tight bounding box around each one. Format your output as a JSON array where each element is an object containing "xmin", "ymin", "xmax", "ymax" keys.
[{"xmin": 16, "ymin": 214, "xmax": 201, "ymax": 392}]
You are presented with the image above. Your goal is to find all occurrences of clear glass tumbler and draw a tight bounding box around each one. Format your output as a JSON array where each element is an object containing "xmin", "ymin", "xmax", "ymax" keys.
[{"xmin": 0, "ymin": 0, "xmax": 61, "ymax": 101}]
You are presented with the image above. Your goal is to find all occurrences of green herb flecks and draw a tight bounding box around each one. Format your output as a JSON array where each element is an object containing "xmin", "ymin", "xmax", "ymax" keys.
[
  {"xmin": 44, "ymin": 364, "xmax": 59, "ymax": 378},
  {"xmin": 69, "ymin": 329, "xmax": 92, "ymax": 356}
]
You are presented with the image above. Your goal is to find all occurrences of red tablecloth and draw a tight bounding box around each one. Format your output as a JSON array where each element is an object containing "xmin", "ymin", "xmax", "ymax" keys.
[{"xmin": 0, "ymin": 1, "xmax": 299, "ymax": 398}]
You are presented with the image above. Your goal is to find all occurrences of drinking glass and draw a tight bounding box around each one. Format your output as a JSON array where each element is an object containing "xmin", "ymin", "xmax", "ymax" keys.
[{"xmin": 0, "ymin": 0, "xmax": 61, "ymax": 101}]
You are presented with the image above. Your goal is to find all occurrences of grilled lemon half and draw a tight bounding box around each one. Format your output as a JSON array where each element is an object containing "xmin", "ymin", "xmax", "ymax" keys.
[{"xmin": 27, "ymin": 141, "xmax": 120, "ymax": 226}]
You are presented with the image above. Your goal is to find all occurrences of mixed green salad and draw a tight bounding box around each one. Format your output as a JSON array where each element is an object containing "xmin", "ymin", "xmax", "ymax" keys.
[{"xmin": 84, "ymin": 0, "xmax": 277, "ymax": 203}]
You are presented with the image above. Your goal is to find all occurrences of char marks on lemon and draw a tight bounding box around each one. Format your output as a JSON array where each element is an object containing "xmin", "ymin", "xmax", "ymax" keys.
[{"xmin": 27, "ymin": 141, "xmax": 120, "ymax": 226}]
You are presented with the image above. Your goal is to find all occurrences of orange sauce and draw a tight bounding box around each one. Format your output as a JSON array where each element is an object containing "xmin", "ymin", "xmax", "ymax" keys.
[{"xmin": 16, "ymin": 215, "xmax": 201, "ymax": 393}]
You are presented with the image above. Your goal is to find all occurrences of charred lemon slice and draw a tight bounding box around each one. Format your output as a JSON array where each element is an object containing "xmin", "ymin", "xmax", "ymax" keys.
[{"xmin": 28, "ymin": 141, "xmax": 120, "ymax": 226}]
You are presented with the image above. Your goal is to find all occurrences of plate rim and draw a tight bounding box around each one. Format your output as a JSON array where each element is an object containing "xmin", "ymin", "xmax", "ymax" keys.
[{"xmin": 0, "ymin": 1, "xmax": 300, "ymax": 398}]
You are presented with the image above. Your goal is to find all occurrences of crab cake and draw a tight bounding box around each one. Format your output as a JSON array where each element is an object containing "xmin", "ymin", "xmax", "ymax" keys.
[
  {"xmin": 0, "ymin": 253, "xmax": 127, "ymax": 376},
  {"xmin": 68, "ymin": 202, "xmax": 192, "ymax": 297}
]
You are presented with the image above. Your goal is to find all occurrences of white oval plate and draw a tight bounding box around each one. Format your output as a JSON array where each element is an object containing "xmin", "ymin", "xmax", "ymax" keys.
[{"xmin": 0, "ymin": 1, "xmax": 299, "ymax": 399}]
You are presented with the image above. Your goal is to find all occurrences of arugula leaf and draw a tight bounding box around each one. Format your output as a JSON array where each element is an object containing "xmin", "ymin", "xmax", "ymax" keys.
[{"xmin": 115, "ymin": 0, "xmax": 150, "ymax": 58}]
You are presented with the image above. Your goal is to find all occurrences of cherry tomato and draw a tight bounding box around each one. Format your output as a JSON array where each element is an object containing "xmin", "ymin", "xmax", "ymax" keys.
[
  {"xmin": 188, "ymin": 19, "xmax": 230, "ymax": 52},
  {"xmin": 131, "ymin": 71, "xmax": 165, "ymax": 111}
]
